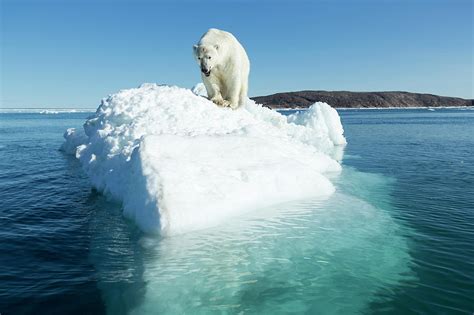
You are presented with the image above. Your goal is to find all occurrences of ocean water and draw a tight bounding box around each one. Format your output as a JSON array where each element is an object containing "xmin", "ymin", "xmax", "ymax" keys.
[{"xmin": 1, "ymin": 108, "xmax": 473, "ymax": 314}]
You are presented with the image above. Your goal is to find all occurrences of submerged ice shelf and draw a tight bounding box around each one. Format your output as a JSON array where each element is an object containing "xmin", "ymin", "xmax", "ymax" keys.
[{"xmin": 63, "ymin": 83, "xmax": 346, "ymax": 235}]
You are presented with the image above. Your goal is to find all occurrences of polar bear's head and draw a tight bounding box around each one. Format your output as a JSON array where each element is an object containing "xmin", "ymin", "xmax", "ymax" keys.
[{"xmin": 193, "ymin": 44, "xmax": 219, "ymax": 77}]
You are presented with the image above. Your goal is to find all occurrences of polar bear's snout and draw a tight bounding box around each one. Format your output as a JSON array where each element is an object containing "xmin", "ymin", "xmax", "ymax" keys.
[{"xmin": 201, "ymin": 66, "xmax": 211, "ymax": 77}]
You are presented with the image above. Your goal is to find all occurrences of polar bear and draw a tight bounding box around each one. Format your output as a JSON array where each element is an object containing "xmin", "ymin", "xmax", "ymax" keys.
[{"xmin": 193, "ymin": 28, "xmax": 250, "ymax": 109}]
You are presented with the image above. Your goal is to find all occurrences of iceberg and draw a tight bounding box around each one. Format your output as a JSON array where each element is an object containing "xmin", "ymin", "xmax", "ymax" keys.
[{"xmin": 63, "ymin": 83, "xmax": 346, "ymax": 235}]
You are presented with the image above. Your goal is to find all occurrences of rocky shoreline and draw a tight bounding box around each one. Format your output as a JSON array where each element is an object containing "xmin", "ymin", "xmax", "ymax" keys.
[{"xmin": 251, "ymin": 91, "xmax": 473, "ymax": 109}]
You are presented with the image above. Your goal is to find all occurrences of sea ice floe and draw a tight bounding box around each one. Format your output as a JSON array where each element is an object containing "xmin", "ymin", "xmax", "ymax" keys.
[{"xmin": 63, "ymin": 83, "xmax": 346, "ymax": 235}]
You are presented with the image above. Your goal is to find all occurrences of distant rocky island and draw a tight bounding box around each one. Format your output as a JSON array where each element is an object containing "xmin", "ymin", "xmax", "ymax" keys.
[{"xmin": 251, "ymin": 91, "xmax": 473, "ymax": 109}]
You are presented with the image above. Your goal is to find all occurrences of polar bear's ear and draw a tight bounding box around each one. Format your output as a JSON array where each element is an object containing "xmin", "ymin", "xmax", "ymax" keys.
[
  {"xmin": 193, "ymin": 45, "xmax": 198, "ymax": 53},
  {"xmin": 214, "ymin": 44, "xmax": 219, "ymax": 51}
]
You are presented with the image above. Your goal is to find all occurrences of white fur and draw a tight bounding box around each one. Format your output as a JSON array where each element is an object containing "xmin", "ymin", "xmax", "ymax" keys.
[{"xmin": 193, "ymin": 28, "xmax": 250, "ymax": 109}]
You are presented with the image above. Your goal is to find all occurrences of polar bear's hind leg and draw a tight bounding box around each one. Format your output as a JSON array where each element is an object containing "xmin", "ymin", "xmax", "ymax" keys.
[
  {"xmin": 226, "ymin": 79, "xmax": 242, "ymax": 109},
  {"xmin": 238, "ymin": 72, "xmax": 249, "ymax": 106},
  {"xmin": 239, "ymin": 82, "xmax": 248, "ymax": 106}
]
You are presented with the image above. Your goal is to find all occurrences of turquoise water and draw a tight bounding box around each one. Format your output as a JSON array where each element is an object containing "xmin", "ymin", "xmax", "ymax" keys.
[{"xmin": 1, "ymin": 109, "xmax": 473, "ymax": 314}]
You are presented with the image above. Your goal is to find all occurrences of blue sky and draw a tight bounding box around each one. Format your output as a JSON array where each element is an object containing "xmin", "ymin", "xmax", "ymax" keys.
[{"xmin": 1, "ymin": 0, "xmax": 472, "ymax": 108}]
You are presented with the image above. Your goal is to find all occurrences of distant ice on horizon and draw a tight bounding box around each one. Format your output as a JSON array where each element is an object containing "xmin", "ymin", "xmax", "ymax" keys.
[{"xmin": 0, "ymin": 108, "xmax": 95, "ymax": 114}]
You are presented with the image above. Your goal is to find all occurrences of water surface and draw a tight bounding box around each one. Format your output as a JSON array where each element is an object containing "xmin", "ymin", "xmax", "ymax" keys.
[{"xmin": 1, "ymin": 108, "xmax": 473, "ymax": 314}]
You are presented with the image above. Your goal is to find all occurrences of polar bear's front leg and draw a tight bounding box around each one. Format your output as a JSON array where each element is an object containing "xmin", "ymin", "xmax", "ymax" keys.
[{"xmin": 203, "ymin": 77, "xmax": 231, "ymax": 107}]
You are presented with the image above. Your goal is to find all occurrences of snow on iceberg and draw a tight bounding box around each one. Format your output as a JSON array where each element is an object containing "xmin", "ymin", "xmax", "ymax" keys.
[
  {"xmin": 60, "ymin": 128, "xmax": 88, "ymax": 154},
  {"xmin": 63, "ymin": 83, "xmax": 346, "ymax": 235}
]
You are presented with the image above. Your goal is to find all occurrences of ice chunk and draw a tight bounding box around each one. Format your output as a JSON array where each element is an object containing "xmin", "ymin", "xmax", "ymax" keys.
[
  {"xmin": 60, "ymin": 128, "xmax": 87, "ymax": 155},
  {"xmin": 64, "ymin": 83, "xmax": 346, "ymax": 235},
  {"xmin": 288, "ymin": 103, "xmax": 347, "ymax": 147},
  {"xmin": 191, "ymin": 82, "xmax": 208, "ymax": 97}
]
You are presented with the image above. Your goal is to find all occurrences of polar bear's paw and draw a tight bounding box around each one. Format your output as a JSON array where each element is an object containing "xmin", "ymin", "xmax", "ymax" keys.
[
  {"xmin": 229, "ymin": 102, "xmax": 240, "ymax": 110},
  {"xmin": 221, "ymin": 100, "xmax": 232, "ymax": 108},
  {"xmin": 211, "ymin": 97, "xmax": 231, "ymax": 108}
]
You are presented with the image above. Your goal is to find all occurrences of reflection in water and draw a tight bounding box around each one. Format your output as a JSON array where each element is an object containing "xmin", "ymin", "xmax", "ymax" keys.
[{"xmin": 87, "ymin": 192, "xmax": 146, "ymax": 315}]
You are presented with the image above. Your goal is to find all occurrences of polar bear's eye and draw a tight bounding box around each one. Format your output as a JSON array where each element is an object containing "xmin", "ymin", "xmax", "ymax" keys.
[{"xmin": 208, "ymin": 56, "xmax": 211, "ymax": 59}]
